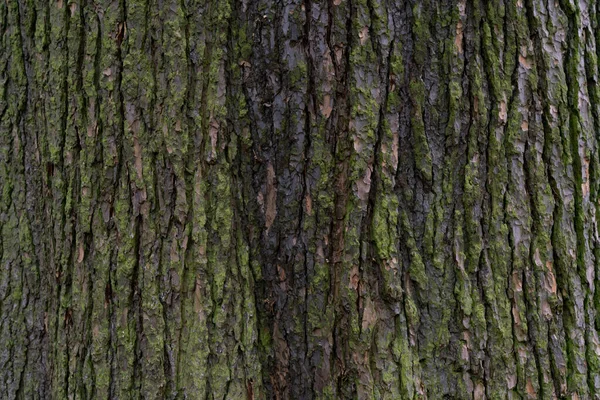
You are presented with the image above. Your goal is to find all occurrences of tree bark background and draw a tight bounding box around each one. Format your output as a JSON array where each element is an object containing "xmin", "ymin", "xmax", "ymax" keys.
[{"xmin": 2, "ymin": 0, "xmax": 600, "ymax": 398}]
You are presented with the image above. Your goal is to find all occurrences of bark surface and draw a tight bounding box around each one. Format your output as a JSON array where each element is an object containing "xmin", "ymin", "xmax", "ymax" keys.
[{"xmin": 2, "ymin": 0, "xmax": 600, "ymax": 398}]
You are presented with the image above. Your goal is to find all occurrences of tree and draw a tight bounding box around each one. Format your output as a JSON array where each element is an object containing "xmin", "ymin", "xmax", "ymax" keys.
[{"xmin": 2, "ymin": 0, "xmax": 600, "ymax": 398}]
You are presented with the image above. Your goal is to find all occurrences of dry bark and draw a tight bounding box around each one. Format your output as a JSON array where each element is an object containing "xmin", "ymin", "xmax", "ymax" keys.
[{"xmin": 2, "ymin": 0, "xmax": 600, "ymax": 398}]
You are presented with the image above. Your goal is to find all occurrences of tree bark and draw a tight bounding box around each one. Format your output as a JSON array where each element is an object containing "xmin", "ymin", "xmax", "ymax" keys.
[{"xmin": 2, "ymin": 0, "xmax": 600, "ymax": 398}]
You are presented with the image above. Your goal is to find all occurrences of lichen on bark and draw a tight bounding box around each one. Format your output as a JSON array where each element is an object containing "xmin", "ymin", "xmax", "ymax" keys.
[{"xmin": 4, "ymin": 0, "xmax": 600, "ymax": 398}]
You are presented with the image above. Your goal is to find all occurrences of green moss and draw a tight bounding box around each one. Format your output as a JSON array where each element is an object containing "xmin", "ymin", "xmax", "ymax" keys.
[
  {"xmin": 400, "ymin": 212, "xmax": 428, "ymax": 289},
  {"xmin": 411, "ymin": 3, "xmax": 430, "ymax": 67},
  {"xmin": 409, "ymin": 79, "xmax": 433, "ymax": 184}
]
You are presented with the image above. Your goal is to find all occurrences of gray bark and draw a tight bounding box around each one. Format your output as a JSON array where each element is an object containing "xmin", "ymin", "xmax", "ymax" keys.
[{"xmin": 1, "ymin": 0, "xmax": 600, "ymax": 398}]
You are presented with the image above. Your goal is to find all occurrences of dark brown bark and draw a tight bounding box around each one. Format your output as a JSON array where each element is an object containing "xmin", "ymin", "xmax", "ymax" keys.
[{"xmin": 2, "ymin": 0, "xmax": 600, "ymax": 398}]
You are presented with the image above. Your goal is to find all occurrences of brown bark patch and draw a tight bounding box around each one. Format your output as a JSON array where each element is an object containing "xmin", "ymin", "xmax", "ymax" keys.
[
  {"xmin": 499, "ymin": 98, "xmax": 508, "ymax": 123},
  {"xmin": 455, "ymin": 21, "xmax": 464, "ymax": 54},
  {"xmin": 542, "ymin": 299, "xmax": 552, "ymax": 320},
  {"xmin": 455, "ymin": 0, "xmax": 466, "ymax": 53},
  {"xmin": 77, "ymin": 244, "xmax": 84, "ymax": 264},
  {"xmin": 356, "ymin": 167, "xmax": 372, "ymax": 202},
  {"xmin": 545, "ymin": 271, "xmax": 557, "ymax": 295},
  {"xmin": 265, "ymin": 163, "xmax": 277, "ymax": 231},
  {"xmin": 526, "ymin": 379, "xmax": 536, "ymax": 397},
  {"xmin": 582, "ymin": 156, "xmax": 590, "ymax": 197},
  {"xmin": 474, "ymin": 382, "xmax": 485, "ymax": 400},
  {"xmin": 277, "ymin": 264, "xmax": 286, "ymax": 282},
  {"xmin": 273, "ymin": 321, "xmax": 290, "ymax": 398},
  {"xmin": 305, "ymin": 193, "xmax": 312, "ymax": 215},
  {"xmin": 519, "ymin": 54, "xmax": 531, "ymax": 69},
  {"xmin": 320, "ymin": 95, "xmax": 332, "ymax": 118},
  {"xmin": 359, "ymin": 26, "xmax": 369, "ymax": 45},
  {"xmin": 349, "ymin": 266, "xmax": 359, "ymax": 290},
  {"xmin": 361, "ymin": 298, "xmax": 377, "ymax": 331},
  {"xmin": 208, "ymin": 119, "xmax": 219, "ymax": 162},
  {"xmin": 133, "ymin": 135, "xmax": 144, "ymax": 181}
]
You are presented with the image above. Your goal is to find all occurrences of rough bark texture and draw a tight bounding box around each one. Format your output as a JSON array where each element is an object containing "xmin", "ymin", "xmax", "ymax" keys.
[{"xmin": 3, "ymin": 0, "xmax": 600, "ymax": 398}]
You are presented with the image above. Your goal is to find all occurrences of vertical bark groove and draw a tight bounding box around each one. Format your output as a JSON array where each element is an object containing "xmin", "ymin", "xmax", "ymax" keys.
[{"xmin": 4, "ymin": 0, "xmax": 600, "ymax": 398}]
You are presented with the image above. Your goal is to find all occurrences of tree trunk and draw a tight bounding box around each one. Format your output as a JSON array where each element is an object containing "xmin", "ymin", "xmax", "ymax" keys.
[{"xmin": 2, "ymin": 0, "xmax": 600, "ymax": 398}]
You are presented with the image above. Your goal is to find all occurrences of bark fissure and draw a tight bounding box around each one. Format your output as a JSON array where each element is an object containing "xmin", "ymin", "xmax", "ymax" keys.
[{"xmin": 4, "ymin": 0, "xmax": 600, "ymax": 398}]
